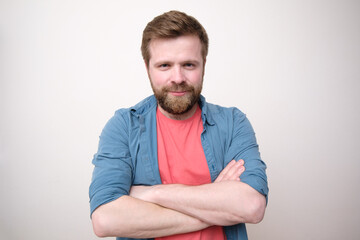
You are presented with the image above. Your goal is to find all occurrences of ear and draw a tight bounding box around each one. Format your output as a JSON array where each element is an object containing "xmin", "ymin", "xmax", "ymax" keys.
[
  {"xmin": 144, "ymin": 60, "xmax": 151, "ymax": 79},
  {"xmin": 202, "ymin": 58, "xmax": 206, "ymax": 77},
  {"xmin": 144, "ymin": 60, "xmax": 149, "ymax": 72}
]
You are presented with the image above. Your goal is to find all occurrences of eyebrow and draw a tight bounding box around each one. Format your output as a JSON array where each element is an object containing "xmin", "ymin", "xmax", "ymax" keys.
[{"xmin": 152, "ymin": 59, "xmax": 201, "ymax": 66}]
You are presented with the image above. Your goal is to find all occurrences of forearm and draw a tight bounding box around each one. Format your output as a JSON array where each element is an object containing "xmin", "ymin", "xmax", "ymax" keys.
[
  {"xmin": 91, "ymin": 195, "xmax": 210, "ymax": 238},
  {"xmin": 143, "ymin": 181, "xmax": 266, "ymax": 226}
]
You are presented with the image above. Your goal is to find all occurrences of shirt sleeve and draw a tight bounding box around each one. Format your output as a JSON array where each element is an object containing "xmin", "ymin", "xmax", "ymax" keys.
[
  {"xmin": 89, "ymin": 110, "xmax": 134, "ymax": 216},
  {"xmin": 225, "ymin": 108, "xmax": 269, "ymax": 200}
]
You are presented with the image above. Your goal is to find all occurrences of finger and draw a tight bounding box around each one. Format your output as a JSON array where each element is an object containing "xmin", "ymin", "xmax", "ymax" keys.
[
  {"xmin": 237, "ymin": 165, "xmax": 245, "ymax": 180},
  {"xmin": 215, "ymin": 160, "xmax": 236, "ymax": 182},
  {"xmin": 216, "ymin": 160, "xmax": 244, "ymax": 182},
  {"xmin": 223, "ymin": 160, "xmax": 244, "ymax": 180}
]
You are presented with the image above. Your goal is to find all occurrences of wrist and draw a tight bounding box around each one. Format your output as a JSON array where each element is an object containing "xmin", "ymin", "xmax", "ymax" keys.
[
  {"xmin": 151, "ymin": 184, "xmax": 187, "ymax": 207},
  {"xmin": 148, "ymin": 184, "xmax": 165, "ymax": 204}
]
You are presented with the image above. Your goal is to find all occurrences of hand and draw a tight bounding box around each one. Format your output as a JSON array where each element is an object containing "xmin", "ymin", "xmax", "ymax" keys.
[{"xmin": 214, "ymin": 159, "xmax": 245, "ymax": 183}]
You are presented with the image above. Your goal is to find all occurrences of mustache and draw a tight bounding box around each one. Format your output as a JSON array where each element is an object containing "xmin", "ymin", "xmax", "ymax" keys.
[{"xmin": 162, "ymin": 82, "xmax": 194, "ymax": 92}]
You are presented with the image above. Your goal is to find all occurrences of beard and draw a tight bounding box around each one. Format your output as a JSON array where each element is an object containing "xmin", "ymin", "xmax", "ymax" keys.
[{"xmin": 151, "ymin": 81, "xmax": 203, "ymax": 115}]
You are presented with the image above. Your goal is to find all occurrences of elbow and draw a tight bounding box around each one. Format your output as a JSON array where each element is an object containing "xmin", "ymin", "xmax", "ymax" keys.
[
  {"xmin": 91, "ymin": 196, "xmax": 132, "ymax": 238},
  {"xmin": 92, "ymin": 209, "xmax": 113, "ymax": 238},
  {"xmin": 92, "ymin": 211, "xmax": 107, "ymax": 238},
  {"xmin": 231, "ymin": 192, "xmax": 266, "ymax": 224},
  {"xmin": 245, "ymin": 194, "xmax": 266, "ymax": 224}
]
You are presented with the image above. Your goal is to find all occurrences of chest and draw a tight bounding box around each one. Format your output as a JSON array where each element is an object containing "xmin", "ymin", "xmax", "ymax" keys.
[
  {"xmin": 156, "ymin": 110, "xmax": 211, "ymax": 185},
  {"xmin": 129, "ymin": 112, "xmax": 228, "ymax": 186}
]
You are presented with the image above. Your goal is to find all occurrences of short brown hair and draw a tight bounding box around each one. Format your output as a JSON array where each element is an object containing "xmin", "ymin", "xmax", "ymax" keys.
[{"xmin": 141, "ymin": 10, "xmax": 209, "ymax": 65}]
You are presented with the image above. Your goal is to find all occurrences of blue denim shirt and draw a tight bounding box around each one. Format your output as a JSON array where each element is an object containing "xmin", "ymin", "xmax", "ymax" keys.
[{"xmin": 89, "ymin": 95, "xmax": 268, "ymax": 240}]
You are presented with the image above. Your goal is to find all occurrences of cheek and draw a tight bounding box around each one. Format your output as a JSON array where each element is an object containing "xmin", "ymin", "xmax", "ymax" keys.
[
  {"xmin": 187, "ymin": 70, "xmax": 203, "ymax": 84},
  {"xmin": 149, "ymin": 71, "xmax": 168, "ymax": 86}
]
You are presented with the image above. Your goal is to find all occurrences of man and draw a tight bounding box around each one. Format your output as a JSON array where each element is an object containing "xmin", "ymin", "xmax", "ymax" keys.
[{"xmin": 89, "ymin": 10, "xmax": 268, "ymax": 240}]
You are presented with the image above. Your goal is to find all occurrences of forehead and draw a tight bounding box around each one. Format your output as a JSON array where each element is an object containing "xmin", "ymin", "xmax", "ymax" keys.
[{"xmin": 148, "ymin": 35, "xmax": 203, "ymax": 63}]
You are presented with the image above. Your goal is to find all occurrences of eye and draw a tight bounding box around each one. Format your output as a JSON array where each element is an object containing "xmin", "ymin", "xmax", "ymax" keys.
[
  {"xmin": 184, "ymin": 63, "xmax": 195, "ymax": 69},
  {"xmin": 158, "ymin": 63, "xmax": 170, "ymax": 69}
]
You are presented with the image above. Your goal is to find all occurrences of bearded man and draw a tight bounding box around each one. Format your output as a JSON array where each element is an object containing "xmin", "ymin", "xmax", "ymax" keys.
[{"xmin": 89, "ymin": 10, "xmax": 268, "ymax": 240}]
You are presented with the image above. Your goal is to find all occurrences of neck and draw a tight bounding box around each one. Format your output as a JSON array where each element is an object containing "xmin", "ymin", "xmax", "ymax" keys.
[{"xmin": 158, "ymin": 103, "xmax": 199, "ymax": 121}]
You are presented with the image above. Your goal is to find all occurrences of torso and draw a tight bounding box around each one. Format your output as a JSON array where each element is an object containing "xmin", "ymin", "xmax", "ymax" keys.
[{"xmin": 155, "ymin": 106, "xmax": 225, "ymax": 240}]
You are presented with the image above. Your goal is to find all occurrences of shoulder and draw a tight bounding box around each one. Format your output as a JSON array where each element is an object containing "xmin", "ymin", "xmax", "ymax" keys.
[
  {"xmin": 201, "ymin": 97, "xmax": 246, "ymax": 124},
  {"xmin": 112, "ymin": 95, "xmax": 157, "ymax": 119},
  {"xmin": 103, "ymin": 95, "xmax": 157, "ymax": 132},
  {"xmin": 206, "ymin": 102, "xmax": 245, "ymax": 115}
]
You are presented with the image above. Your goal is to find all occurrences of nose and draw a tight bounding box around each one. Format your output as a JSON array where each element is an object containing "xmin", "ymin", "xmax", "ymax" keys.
[{"xmin": 171, "ymin": 66, "xmax": 185, "ymax": 84}]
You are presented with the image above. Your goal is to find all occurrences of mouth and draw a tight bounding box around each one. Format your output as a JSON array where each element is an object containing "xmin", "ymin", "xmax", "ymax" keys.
[{"xmin": 169, "ymin": 91, "xmax": 187, "ymax": 96}]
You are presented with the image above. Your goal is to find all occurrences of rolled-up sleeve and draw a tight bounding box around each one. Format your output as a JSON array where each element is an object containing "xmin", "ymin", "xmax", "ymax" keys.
[
  {"xmin": 89, "ymin": 110, "xmax": 133, "ymax": 215},
  {"xmin": 225, "ymin": 108, "xmax": 269, "ymax": 200}
]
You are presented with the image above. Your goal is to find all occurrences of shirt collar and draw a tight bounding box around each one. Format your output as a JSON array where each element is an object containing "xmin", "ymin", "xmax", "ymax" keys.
[
  {"xmin": 130, "ymin": 95, "xmax": 157, "ymax": 117},
  {"xmin": 199, "ymin": 95, "xmax": 215, "ymax": 126},
  {"xmin": 130, "ymin": 95, "xmax": 215, "ymax": 126}
]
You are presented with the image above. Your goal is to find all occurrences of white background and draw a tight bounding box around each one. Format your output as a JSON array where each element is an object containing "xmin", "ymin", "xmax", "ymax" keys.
[{"xmin": 1, "ymin": 0, "xmax": 359, "ymax": 239}]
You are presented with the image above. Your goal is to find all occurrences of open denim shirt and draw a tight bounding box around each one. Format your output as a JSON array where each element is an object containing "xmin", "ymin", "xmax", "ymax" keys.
[{"xmin": 89, "ymin": 95, "xmax": 268, "ymax": 240}]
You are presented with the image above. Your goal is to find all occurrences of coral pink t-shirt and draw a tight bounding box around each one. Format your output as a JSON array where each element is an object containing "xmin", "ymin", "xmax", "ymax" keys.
[{"xmin": 155, "ymin": 106, "xmax": 225, "ymax": 240}]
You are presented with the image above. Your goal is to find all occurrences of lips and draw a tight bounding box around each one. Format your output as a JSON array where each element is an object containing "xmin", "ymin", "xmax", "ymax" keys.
[
  {"xmin": 169, "ymin": 91, "xmax": 187, "ymax": 96},
  {"xmin": 163, "ymin": 83, "xmax": 194, "ymax": 97}
]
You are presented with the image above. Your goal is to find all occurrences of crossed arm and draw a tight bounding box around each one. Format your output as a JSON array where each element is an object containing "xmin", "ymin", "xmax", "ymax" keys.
[{"xmin": 91, "ymin": 160, "xmax": 266, "ymax": 238}]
